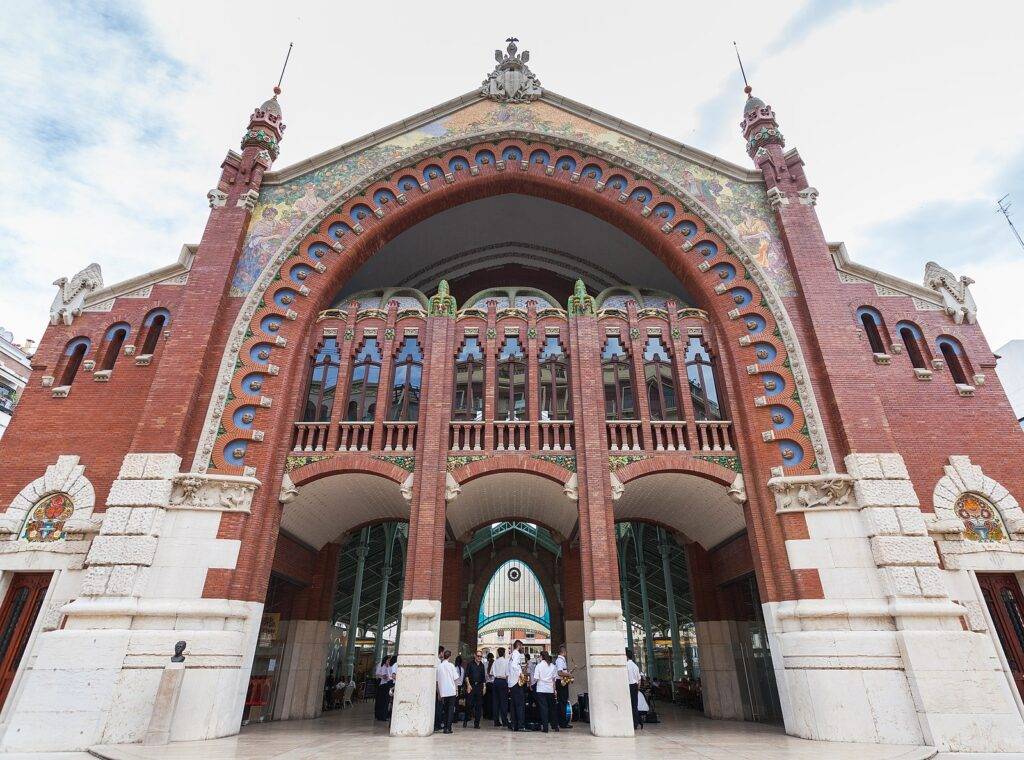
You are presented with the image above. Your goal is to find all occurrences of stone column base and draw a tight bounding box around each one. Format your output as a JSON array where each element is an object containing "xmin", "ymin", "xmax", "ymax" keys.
[
  {"xmin": 390, "ymin": 599, "xmax": 440, "ymax": 737},
  {"xmin": 584, "ymin": 599, "xmax": 634, "ymax": 737},
  {"xmin": 564, "ymin": 618, "xmax": 587, "ymax": 699}
]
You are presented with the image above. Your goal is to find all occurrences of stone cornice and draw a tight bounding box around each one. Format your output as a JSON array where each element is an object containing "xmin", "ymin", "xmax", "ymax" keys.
[
  {"xmin": 82, "ymin": 244, "xmax": 196, "ymax": 310},
  {"xmin": 829, "ymin": 242, "xmax": 943, "ymax": 308}
]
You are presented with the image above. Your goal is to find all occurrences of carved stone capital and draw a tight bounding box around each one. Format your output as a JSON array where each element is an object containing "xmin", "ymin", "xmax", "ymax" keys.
[
  {"xmin": 769, "ymin": 474, "xmax": 855, "ymax": 513},
  {"xmin": 169, "ymin": 472, "xmax": 261, "ymax": 513},
  {"xmin": 278, "ymin": 473, "xmax": 298, "ymax": 504},
  {"xmin": 727, "ymin": 474, "xmax": 747, "ymax": 505},
  {"xmin": 207, "ymin": 189, "xmax": 228, "ymax": 208}
]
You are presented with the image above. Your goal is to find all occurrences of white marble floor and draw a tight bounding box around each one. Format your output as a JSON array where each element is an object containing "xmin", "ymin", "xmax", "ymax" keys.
[{"xmin": 73, "ymin": 701, "xmax": 940, "ymax": 760}]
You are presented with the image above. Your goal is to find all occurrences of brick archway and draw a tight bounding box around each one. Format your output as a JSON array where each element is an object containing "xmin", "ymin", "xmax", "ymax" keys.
[
  {"xmin": 613, "ymin": 454, "xmax": 738, "ymax": 489},
  {"xmin": 449, "ymin": 453, "xmax": 573, "ymax": 487},
  {"xmin": 195, "ymin": 135, "xmax": 832, "ymax": 481}
]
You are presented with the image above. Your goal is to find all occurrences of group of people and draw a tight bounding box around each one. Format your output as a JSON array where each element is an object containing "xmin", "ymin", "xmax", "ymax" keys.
[{"xmin": 435, "ymin": 640, "xmax": 573, "ymax": 734}]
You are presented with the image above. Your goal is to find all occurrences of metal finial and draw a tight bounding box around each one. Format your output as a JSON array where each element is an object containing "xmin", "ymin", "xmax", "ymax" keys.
[
  {"xmin": 275, "ymin": 42, "xmax": 294, "ymax": 94},
  {"xmin": 733, "ymin": 41, "xmax": 752, "ymax": 96}
]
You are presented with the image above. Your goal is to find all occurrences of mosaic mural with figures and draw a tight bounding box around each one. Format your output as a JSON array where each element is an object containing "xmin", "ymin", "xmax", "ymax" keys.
[{"xmin": 231, "ymin": 99, "xmax": 795, "ymax": 298}]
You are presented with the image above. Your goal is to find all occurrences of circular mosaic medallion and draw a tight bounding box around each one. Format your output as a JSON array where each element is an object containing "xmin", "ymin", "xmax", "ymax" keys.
[{"xmin": 507, "ymin": 566, "xmax": 522, "ymax": 583}]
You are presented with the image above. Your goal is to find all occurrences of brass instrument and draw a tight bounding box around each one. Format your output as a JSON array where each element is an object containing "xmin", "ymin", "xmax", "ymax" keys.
[
  {"xmin": 518, "ymin": 669, "xmax": 529, "ymax": 687},
  {"xmin": 559, "ymin": 667, "xmax": 576, "ymax": 687}
]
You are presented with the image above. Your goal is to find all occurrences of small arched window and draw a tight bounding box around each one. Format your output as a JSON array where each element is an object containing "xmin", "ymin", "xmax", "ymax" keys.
[
  {"xmin": 937, "ymin": 336, "xmax": 971, "ymax": 386},
  {"xmin": 140, "ymin": 308, "xmax": 170, "ymax": 357},
  {"xmin": 59, "ymin": 337, "xmax": 91, "ymax": 387},
  {"xmin": 856, "ymin": 306, "xmax": 887, "ymax": 355},
  {"xmin": 685, "ymin": 337, "xmax": 724, "ymax": 420},
  {"xmin": 303, "ymin": 337, "xmax": 340, "ymax": 422},
  {"xmin": 896, "ymin": 321, "xmax": 927, "ymax": 370},
  {"xmin": 346, "ymin": 337, "xmax": 382, "ymax": 421},
  {"xmin": 538, "ymin": 337, "xmax": 570, "ymax": 420},
  {"xmin": 644, "ymin": 337, "xmax": 679, "ymax": 420},
  {"xmin": 99, "ymin": 323, "xmax": 130, "ymax": 371},
  {"xmin": 497, "ymin": 336, "xmax": 527, "ymax": 421},
  {"xmin": 602, "ymin": 336, "xmax": 635, "ymax": 420},
  {"xmin": 388, "ymin": 337, "xmax": 423, "ymax": 421},
  {"xmin": 453, "ymin": 337, "xmax": 485, "ymax": 421}
]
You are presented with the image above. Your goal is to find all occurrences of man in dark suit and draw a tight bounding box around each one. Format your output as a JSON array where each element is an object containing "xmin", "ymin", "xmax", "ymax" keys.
[{"xmin": 463, "ymin": 649, "xmax": 487, "ymax": 728}]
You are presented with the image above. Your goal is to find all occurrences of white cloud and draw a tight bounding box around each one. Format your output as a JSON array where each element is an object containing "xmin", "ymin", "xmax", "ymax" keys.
[{"xmin": 1, "ymin": 0, "xmax": 1021, "ymax": 349}]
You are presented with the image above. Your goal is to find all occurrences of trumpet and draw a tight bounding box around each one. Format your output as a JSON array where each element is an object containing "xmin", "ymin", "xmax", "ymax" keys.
[
  {"xmin": 518, "ymin": 669, "xmax": 529, "ymax": 687},
  {"xmin": 559, "ymin": 667, "xmax": 576, "ymax": 687}
]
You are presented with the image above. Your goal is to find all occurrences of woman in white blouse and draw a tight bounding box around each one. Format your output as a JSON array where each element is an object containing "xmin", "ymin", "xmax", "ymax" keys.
[{"xmin": 531, "ymin": 651, "xmax": 560, "ymax": 733}]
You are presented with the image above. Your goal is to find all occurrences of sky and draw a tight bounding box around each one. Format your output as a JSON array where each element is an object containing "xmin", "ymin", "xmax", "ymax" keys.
[{"xmin": 1, "ymin": 0, "xmax": 1022, "ymax": 350}]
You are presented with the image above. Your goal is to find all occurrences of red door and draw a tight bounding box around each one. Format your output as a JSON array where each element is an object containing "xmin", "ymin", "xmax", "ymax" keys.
[
  {"xmin": 978, "ymin": 573, "xmax": 1024, "ymax": 696},
  {"xmin": 0, "ymin": 573, "xmax": 51, "ymax": 708}
]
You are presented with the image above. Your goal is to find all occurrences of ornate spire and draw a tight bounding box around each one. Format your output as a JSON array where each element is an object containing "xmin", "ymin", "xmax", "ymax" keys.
[
  {"xmin": 241, "ymin": 86, "xmax": 286, "ymax": 161},
  {"xmin": 480, "ymin": 37, "xmax": 542, "ymax": 103},
  {"xmin": 567, "ymin": 279, "xmax": 595, "ymax": 317},
  {"xmin": 740, "ymin": 85, "xmax": 784, "ymax": 159},
  {"xmin": 428, "ymin": 280, "xmax": 457, "ymax": 317}
]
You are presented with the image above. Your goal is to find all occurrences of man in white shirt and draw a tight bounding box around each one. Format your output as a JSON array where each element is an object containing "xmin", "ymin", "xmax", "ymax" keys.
[
  {"xmin": 625, "ymin": 649, "xmax": 642, "ymax": 730},
  {"xmin": 374, "ymin": 656, "xmax": 391, "ymax": 721},
  {"xmin": 491, "ymin": 646, "xmax": 510, "ymax": 728},
  {"xmin": 436, "ymin": 650, "xmax": 459, "ymax": 734},
  {"xmin": 554, "ymin": 644, "xmax": 572, "ymax": 728},
  {"xmin": 508, "ymin": 640, "xmax": 527, "ymax": 731},
  {"xmin": 532, "ymin": 651, "xmax": 560, "ymax": 733}
]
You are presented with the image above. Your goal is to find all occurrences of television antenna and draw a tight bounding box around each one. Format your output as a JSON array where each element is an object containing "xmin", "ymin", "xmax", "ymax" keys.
[{"xmin": 997, "ymin": 194, "xmax": 1024, "ymax": 251}]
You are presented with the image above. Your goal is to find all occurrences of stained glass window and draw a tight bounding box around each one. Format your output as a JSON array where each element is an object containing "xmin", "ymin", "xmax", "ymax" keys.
[{"xmin": 21, "ymin": 492, "xmax": 74, "ymax": 542}]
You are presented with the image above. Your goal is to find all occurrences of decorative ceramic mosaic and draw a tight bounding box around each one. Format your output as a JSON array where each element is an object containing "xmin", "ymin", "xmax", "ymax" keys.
[
  {"xmin": 955, "ymin": 492, "xmax": 1006, "ymax": 542},
  {"xmin": 694, "ymin": 454, "xmax": 742, "ymax": 473},
  {"xmin": 373, "ymin": 455, "xmax": 416, "ymax": 472},
  {"xmin": 21, "ymin": 492, "xmax": 74, "ymax": 542},
  {"xmin": 609, "ymin": 454, "xmax": 650, "ymax": 471},
  {"xmin": 285, "ymin": 454, "xmax": 332, "ymax": 473},
  {"xmin": 531, "ymin": 454, "xmax": 577, "ymax": 472},
  {"xmin": 446, "ymin": 455, "xmax": 489, "ymax": 471},
  {"xmin": 232, "ymin": 99, "xmax": 795, "ymax": 297}
]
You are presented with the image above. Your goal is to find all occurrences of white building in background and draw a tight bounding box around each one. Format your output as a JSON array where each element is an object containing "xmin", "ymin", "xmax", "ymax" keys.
[
  {"xmin": 997, "ymin": 340, "xmax": 1024, "ymax": 429},
  {"xmin": 0, "ymin": 329, "xmax": 33, "ymax": 439}
]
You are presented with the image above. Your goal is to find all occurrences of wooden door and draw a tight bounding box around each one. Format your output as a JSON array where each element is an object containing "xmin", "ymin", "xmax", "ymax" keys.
[
  {"xmin": 0, "ymin": 573, "xmax": 51, "ymax": 709},
  {"xmin": 978, "ymin": 572, "xmax": 1024, "ymax": 696}
]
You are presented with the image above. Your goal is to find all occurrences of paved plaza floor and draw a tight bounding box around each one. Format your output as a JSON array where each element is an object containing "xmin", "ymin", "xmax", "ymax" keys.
[{"xmin": 34, "ymin": 700, "xmax": 946, "ymax": 760}]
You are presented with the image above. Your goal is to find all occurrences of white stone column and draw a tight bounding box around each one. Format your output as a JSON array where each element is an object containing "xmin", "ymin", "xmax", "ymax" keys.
[
  {"xmin": 0, "ymin": 454, "xmax": 262, "ymax": 752},
  {"xmin": 564, "ymin": 619, "xmax": 588, "ymax": 698},
  {"xmin": 583, "ymin": 599, "xmax": 634, "ymax": 737},
  {"xmin": 390, "ymin": 599, "xmax": 440, "ymax": 737}
]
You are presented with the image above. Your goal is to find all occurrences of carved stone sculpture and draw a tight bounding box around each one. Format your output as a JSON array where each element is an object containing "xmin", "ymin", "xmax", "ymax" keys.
[
  {"xmin": 924, "ymin": 261, "xmax": 977, "ymax": 324},
  {"xmin": 50, "ymin": 263, "xmax": 103, "ymax": 326},
  {"xmin": 480, "ymin": 37, "xmax": 542, "ymax": 103}
]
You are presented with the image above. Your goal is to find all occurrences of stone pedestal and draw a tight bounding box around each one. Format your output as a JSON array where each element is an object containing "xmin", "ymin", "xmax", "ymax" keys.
[
  {"xmin": 0, "ymin": 453, "xmax": 263, "ymax": 752},
  {"xmin": 143, "ymin": 660, "xmax": 185, "ymax": 746},
  {"xmin": 583, "ymin": 599, "xmax": 634, "ymax": 737},
  {"xmin": 390, "ymin": 599, "xmax": 441, "ymax": 737}
]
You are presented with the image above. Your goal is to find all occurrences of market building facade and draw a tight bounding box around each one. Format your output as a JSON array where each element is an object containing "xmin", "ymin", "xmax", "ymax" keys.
[{"xmin": 0, "ymin": 41, "xmax": 1023, "ymax": 754}]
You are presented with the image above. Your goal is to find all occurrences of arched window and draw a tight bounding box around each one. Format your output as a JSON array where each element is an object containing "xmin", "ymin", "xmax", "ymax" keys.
[
  {"xmin": 140, "ymin": 308, "xmax": 170, "ymax": 356},
  {"xmin": 303, "ymin": 337, "xmax": 340, "ymax": 422},
  {"xmin": 388, "ymin": 337, "xmax": 423, "ymax": 421},
  {"xmin": 59, "ymin": 337, "xmax": 91, "ymax": 387},
  {"xmin": 896, "ymin": 321, "xmax": 927, "ymax": 370},
  {"xmin": 99, "ymin": 323, "xmax": 130, "ymax": 371},
  {"xmin": 602, "ymin": 336, "xmax": 635, "ymax": 420},
  {"xmin": 937, "ymin": 336, "xmax": 970, "ymax": 386},
  {"xmin": 538, "ymin": 337, "xmax": 570, "ymax": 420},
  {"xmin": 453, "ymin": 337, "xmax": 485, "ymax": 421},
  {"xmin": 856, "ymin": 306, "xmax": 887, "ymax": 355},
  {"xmin": 643, "ymin": 336, "xmax": 678, "ymax": 420},
  {"xmin": 685, "ymin": 337, "xmax": 724, "ymax": 420},
  {"xmin": 346, "ymin": 337, "xmax": 382, "ymax": 421},
  {"xmin": 497, "ymin": 336, "xmax": 527, "ymax": 421}
]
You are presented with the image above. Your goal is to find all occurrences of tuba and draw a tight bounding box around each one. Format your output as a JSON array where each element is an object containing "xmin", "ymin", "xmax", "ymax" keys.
[{"xmin": 559, "ymin": 667, "xmax": 576, "ymax": 687}]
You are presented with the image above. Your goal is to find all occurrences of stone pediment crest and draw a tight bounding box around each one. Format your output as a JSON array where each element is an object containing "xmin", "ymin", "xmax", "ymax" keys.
[
  {"xmin": 481, "ymin": 37, "xmax": 542, "ymax": 103},
  {"xmin": 923, "ymin": 261, "xmax": 977, "ymax": 324},
  {"xmin": 50, "ymin": 263, "xmax": 103, "ymax": 326}
]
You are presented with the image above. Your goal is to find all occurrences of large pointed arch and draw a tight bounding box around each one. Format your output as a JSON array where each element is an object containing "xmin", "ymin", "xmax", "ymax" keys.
[{"xmin": 192, "ymin": 134, "xmax": 834, "ymax": 480}]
